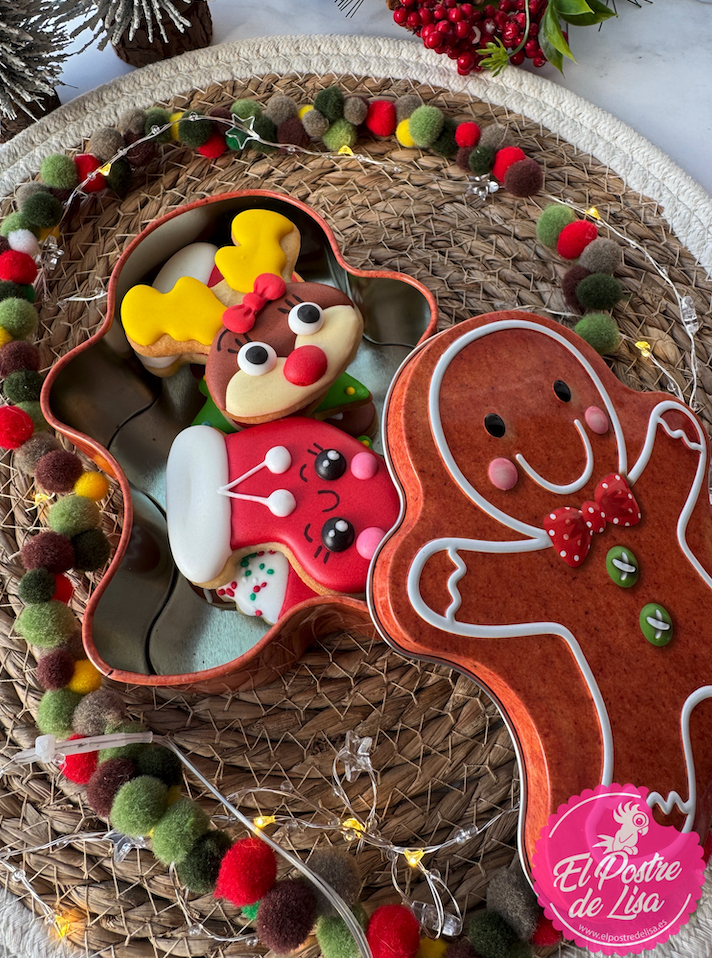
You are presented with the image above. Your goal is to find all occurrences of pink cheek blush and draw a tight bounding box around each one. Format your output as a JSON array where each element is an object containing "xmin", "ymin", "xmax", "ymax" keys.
[
  {"xmin": 356, "ymin": 527, "xmax": 386, "ymax": 560},
  {"xmin": 351, "ymin": 451, "xmax": 379, "ymax": 480},
  {"xmin": 585, "ymin": 405, "xmax": 609, "ymax": 435},
  {"xmin": 488, "ymin": 457, "xmax": 518, "ymax": 491}
]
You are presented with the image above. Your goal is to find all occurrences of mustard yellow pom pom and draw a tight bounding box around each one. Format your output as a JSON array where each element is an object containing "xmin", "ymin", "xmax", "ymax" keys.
[
  {"xmin": 74, "ymin": 471, "xmax": 110, "ymax": 501},
  {"xmin": 68, "ymin": 659, "xmax": 103, "ymax": 694},
  {"xmin": 417, "ymin": 938, "xmax": 448, "ymax": 958},
  {"xmin": 169, "ymin": 111, "xmax": 183, "ymax": 141},
  {"xmin": 0, "ymin": 328, "xmax": 12, "ymax": 346},
  {"xmin": 298, "ymin": 105, "xmax": 314, "ymax": 120},
  {"xmin": 396, "ymin": 118, "xmax": 415, "ymax": 148},
  {"xmin": 167, "ymin": 784, "xmax": 183, "ymax": 805},
  {"xmin": 37, "ymin": 225, "xmax": 59, "ymax": 242}
]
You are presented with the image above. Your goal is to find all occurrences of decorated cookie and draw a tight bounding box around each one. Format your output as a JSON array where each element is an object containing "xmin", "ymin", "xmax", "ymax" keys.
[
  {"xmin": 205, "ymin": 279, "xmax": 364, "ymax": 425},
  {"xmin": 166, "ymin": 417, "xmax": 399, "ymax": 608},
  {"xmin": 119, "ymin": 209, "xmax": 301, "ymax": 375},
  {"xmin": 369, "ymin": 310, "xmax": 712, "ymax": 869},
  {"xmin": 214, "ymin": 549, "xmax": 317, "ymax": 624}
]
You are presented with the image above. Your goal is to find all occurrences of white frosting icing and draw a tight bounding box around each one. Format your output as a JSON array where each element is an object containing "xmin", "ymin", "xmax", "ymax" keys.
[
  {"xmin": 166, "ymin": 425, "xmax": 232, "ymax": 585},
  {"xmin": 218, "ymin": 445, "xmax": 296, "ymax": 517},
  {"xmin": 218, "ymin": 550, "xmax": 289, "ymax": 625},
  {"xmin": 515, "ymin": 418, "xmax": 594, "ymax": 494},
  {"xmin": 152, "ymin": 242, "xmax": 219, "ymax": 293}
]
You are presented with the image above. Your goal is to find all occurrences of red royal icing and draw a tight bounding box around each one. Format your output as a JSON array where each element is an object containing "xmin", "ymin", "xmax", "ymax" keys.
[{"xmin": 283, "ymin": 345, "xmax": 328, "ymax": 386}]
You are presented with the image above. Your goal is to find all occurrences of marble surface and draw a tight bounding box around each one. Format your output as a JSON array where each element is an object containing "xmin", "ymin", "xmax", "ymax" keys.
[{"xmin": 55, "ymin": 0, "xmax": 712, "ymax": 196}]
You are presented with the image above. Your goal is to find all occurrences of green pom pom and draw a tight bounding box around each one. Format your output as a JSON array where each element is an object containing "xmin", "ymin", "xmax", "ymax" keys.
[
  {"xmin": 4, "ymin": 370, "xmax": 43, "ymax": 404},
  {"xmin": 509, "ymin": 943, "xmax": 533, "ymax": 958},
  {"xmin": 230, "ymin": 99, "xmax": 263, "ymax": 120},
  {"xmin": 468, "ymin": 910, "xmax": 518, "ymax": 958},
  {"xmin": 16, "ymin": 600, "xmax": 79, "ymax": 649},
  {"xmin": 151, "ymin": 797, "xmax": 210, "ymax": 864},
  {"xmin": 48, "ymin": 494, "xmax": 101, "ymax": 537},
  {"xmin": 314, "ymin": 87, "xmax": 345, "ymax": 123},
  {"xmin": 177, "ymin": 830, "xmax": 232, "ymax": 894},
  {"xmin": 177, "ymin": 112, "xmax": 213, "ymax": 147},
  {"xmin": 249, "ymin": 115, "xmax": 278, "ymax": 154},
  {"xmin": 431, "ymin": 117, "xmax": 459, "ymax": 158},
  {"xmin": 226, "ymin": 126, "xmax": 251, "ymax": 151},
  {"xmin": 39, "ymin": 154, "xmax": 79, "ymax": 190},
  {"xmin": 136, "ymin": 744, "xmax": 183, "ymax": 787},
  {"xmin": 0, "ymin": 298, "xmax": 38, "ymax": 338},
  {"xmin": 574, "ymin": 313, "xmax": 620, "ymax": 354},
  {"xmin": 18, "ymin": 568, "xmax": 57, "ymax": 603},
  {"xmin": 37, "ymin": 688, "xmax": 83, "ymax": 736},
  {"xmin": 144, "ymin": 108, "xmax": 173, "ymax": 144},
  {"xmin": 315, "ymin": 904, "xmax": 367, "ymax": 958},
  {"xmin": 468, "ymin": 145, "xmax": 496, "ymax": 176},
  {"xmin": 1, "ymin": 212, "xmax": 40, "ymax": 239},
  {"xmin": 242, "ymin": 901, "xmax": 260, "ymax": 921},
  {"xmin": 322, "ymin": 119, "xmax": 357, "ymax": 152},
  {"xmin": 408, "ymin": 105, "xmax": 444, "ymax": 147},
  {"xmin": 16, "ymin": 401, "xmax": 47, "ymax": 430},
  {"xmin": 575, "ymin": 272, "xmax": 623, "ymax": 311},
  {"xmin": 105, "ymin": 158, "xmax": 133, "ymax": 197},
  {"xmin": 99, "ymin": 721, "xmax": 148, "ymax": 762},
  {"xmin": 71, "ymin": 528, "xmax": 111, "ymax": 572},
  {"xmin": 21, "ymin": 192, "xmax": 63, "ymax": 229},
  {"xmin": 0, "ymin": 282, "xmax": 27, "ymax": 304},
  {"xmin": 536, "ymin": 203, "xmax": 577, "ymax": 248},
  {"xmin": 110, "ymin": 776, "xmax": 168, "ymax": 837}
]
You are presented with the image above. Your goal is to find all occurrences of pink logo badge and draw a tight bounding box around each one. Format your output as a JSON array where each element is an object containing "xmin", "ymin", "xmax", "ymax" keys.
[{"xmin": 532, "ymin": 784, "xmax": 705, "ymax": 954}]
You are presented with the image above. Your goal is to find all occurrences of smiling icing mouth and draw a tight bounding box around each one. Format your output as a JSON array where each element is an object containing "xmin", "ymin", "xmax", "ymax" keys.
[{"xmin": 515, "ymin": 418, "xmax": 594, "ymax": 494}]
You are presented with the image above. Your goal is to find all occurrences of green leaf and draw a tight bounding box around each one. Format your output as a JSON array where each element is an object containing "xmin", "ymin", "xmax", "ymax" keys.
[
  {"xmin": 539, "ymin": 28, "xmax": 564, "ymax": 72},
  {"xmin": 552, "ymin": 0, "xmax": 593, "ymax": 15},
  {"xmin": 560, "ymin": 0, "xmax": 617, "ymax": 25},
  {"xmin": 542, "ymin": 4, "xmax": 576, "ymax": 61}
]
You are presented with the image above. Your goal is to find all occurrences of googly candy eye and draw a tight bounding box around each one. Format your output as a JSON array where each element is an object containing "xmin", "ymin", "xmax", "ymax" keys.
[
  {"xmin": 315, "ymin": 449, "xmax": 347, "ymax": 481},
  {"xmin": 237, "ymin": 342, "xmax": 278, "ymax": 376},
  {"xmin": 321, "ymin": 517, "xmax": 354, "ymax": 552},
  {"xmin": 288, "ymin": 302, "xmax": 324, "ymax": 335}
]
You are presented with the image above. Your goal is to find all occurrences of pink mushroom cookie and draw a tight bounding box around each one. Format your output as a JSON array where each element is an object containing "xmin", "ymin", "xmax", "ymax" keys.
[
  {"xmin": 166, "ymin": 417, "xmax": 399, "ymax": 621},
  {"xmin": 370, "ymin": 310, "xmax": 712, "ymax": 870}
]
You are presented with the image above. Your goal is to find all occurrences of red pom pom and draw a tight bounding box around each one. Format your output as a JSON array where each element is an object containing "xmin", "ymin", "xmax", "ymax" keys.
[
  {"xmin": 0, "ymin": 250, "xmax": 38, "ymax": 285},
  {"xmin": 73, "ymin": 154, "xmax": 106, "ymax": 193},
  {"xmin": 491, "ymin": 145, "xmax": 526, "ymax": 183},
  {"xmin": 21, "ymin": 530, "xmax": 75, "ymax": 573},
  {"xmin": 214, "ymin": 836, "xmax": 277, "ymax": 907},
  {"xmin": 531, "ymin": 913, "xmax": 562, "ymax": 946},
  {"xmin": 197, "ymin": 130, "xmax": 228, "ymax": 158},
  {"xmin": 60, "ymin": 734, "xmax": 98, "ymax": 784},
  {"xmin": 53, "ymin": 573, "xmax": 74, "ymax": 604},
  {"xmin": 557, "ymin": 220, "xmax": 598, "ymax": 260},
  {"xmin": 365, "ymin": 100, "xmax": 397, "ymax": 137},
  {"xmin": 455, "ymin": 121, "xmax": 480, "ymax": 149},
  {"xmin": 35, "ymin": 449, "xmax": 83, "ymax": 492},
  {"xmin": 367, "ymin": 904, "xmax": 420, "ymax": 958},
  {"xmin": 0, "ymin": 405, "xmax": 34, "ymax": 449}
]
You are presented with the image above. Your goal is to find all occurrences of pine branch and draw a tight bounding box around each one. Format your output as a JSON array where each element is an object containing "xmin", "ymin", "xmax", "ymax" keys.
[
  {"xmin": 51, "ymin": 0, "xmax": 192, "ymax": 47},
  {"xmin": 0, "ymin": 0, "xmax": 71, "ymax": 119}
]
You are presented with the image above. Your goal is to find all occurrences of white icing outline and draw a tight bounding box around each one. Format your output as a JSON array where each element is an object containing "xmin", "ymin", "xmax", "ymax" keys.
[
  {"xmin": 218, "ymin": 445, "xmax": 296, "ymax": 516},
  {"xmin": 516, "ymin": 419, "xmax": 594, "ymax": 494}
]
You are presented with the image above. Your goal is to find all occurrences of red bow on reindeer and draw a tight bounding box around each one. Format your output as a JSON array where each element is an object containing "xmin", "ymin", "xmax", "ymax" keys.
[
  {"xmin": 222, "ymin": 273, "xmax": 287, "ymax": 334},
  {"xmin": 544, "ymin": 473, "xmax": 641, "ymax": 568}
]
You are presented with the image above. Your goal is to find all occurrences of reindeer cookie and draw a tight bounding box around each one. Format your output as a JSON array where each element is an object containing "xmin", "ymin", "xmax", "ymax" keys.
[
  {"xmin": 166, "ymin": 417, "xmax": 400, "ymax": 620},
  {"xmin": 369, "ymin": 311, "xmax": 712, "ymax": 870}
]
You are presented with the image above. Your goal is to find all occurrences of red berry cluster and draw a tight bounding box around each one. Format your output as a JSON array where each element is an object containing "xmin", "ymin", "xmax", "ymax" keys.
[{"xmin": 390, "ymin": 0, "xmax": 549, "ymax": 75}]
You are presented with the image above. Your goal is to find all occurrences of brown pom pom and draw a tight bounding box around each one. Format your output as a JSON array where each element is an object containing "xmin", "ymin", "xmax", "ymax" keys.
[
  {"xmin": 479, "ymin": 123, "xmax": 515, "ymax": 150},
  {"xmin": 265, "ymin": 94, "xmax": 298, "ymax": 126},
  {"xmin": 309, "ymin": 848, "xmax": 361, "ymax": 916},
  {"xmin": 88, "ymin": 128, "xmax": 125, "ymax": 161},
  {"xmin": 35, "ymin": 449, "xmax": 83, "ymax": 492},
  {"xmin": 72, "ymin": 687, "xmax": 127, "ymax": 736},
  {"xmin": 86, "ymin": 758, "xmax": 137, "ymax": 817},
  {"xmin": 209, "ymin": 106, "xmax": 232, "ymax": 121},
  {"xmin": 257, "ymin": 879, "xmax": 317, "ymax": 954},
  {"xmin": 277, "ymin": 117, "xmax": 310, "ymax": 150},
  {"xmin": 503, "ymin": 158, "xmax": 544, "ymax": 197},
  {"xmin": 124, "ymin": 132, "xmax": 157, "ymax": 168},
  {"xmin": 343, "ymin": 96, "xmax": 368, "ymax": 126},
  {"xmin": 16, "ymin": 183, "xmax": 48, "ymax": 206},
  {"xmin": 562, "ymin": 265, "xmax": 591, "ymax": 313},
  {"xmin": 395, "ymin": 94, "xmax": 422, "ymax": 123},
  {"xmin": 302, "ymin": 109, "xmax": 329, "ymax": 138},
  {"xmin": 456, "ymin": 146, "xmax": 473, "ymax": 171},
  {"xmin": 0, "ymin": 340, "xmax": 41, "ymax": 376},
  {"xmin": 37, "ymin": 646, "xmax": 75, "ymax": 690},
  {"xmin": 118, "ymin": 109, "xmax": 146, "ymax": 135},
  {"xmin": 21, "ymin": 531, "xmax": 75, "ymax": 573},
  {"xmin": 13, "ymin": 432, "xmax": 60, "ymax": 475}
]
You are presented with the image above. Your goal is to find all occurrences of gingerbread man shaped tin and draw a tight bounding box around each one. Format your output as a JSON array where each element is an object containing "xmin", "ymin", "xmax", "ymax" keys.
[{"xmin": 368, "ymin": 310, "xmax": 712, "ymax": 870}]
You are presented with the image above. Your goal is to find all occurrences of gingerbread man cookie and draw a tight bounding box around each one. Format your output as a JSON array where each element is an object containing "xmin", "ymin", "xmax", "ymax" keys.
[
  {"xmin": 166, "ymin": 417, "xmax": 399, "ymax": 619},
  {"xmin": 369, "ymin": 311, "xmax": 712, "ymax": 869}
]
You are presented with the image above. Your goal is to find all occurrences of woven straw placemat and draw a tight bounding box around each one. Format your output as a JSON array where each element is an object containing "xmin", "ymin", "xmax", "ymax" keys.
[{"xmin": 2, "ymin": 35, "xmax": 712, "ymax": 958}]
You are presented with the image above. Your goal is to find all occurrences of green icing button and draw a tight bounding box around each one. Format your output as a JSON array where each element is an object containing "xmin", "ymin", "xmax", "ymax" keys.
[
  {"xmin": 606, "ymin": 546, "xmax": 639, "ymax": 588},
  {"xmin": 640, "ymin": 603, "xmax": 673, "ymax": 646}
]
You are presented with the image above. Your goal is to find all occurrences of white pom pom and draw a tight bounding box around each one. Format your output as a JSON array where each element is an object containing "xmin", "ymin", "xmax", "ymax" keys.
[{"xmin": 7, "ymin": 229, "xmax": 40, "ymax": 257}]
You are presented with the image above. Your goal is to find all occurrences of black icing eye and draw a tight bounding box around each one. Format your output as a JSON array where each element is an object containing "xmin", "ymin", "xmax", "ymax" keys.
[
  {"xmin": 288, "ymin": 302, "xmax": 324, "ymax": 335},
  {"xmin": 484, "ymin": 413, "xmax": 506, "ymax": 438},
  {"xmin": 553, "ymin": 380, "xmax": 572, "ymax": 402},
  {"xmin": 321, "ymin": 517, "xmax": 354, "ymax": 552},
  {"xmin": 315, "ymin": 449, "xmax": 347, "ymax": 481}
]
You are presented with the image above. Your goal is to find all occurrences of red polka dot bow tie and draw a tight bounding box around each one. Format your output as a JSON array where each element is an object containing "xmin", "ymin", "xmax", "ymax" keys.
[{"xmin": 544, "ymin": 473, "xmax": 641, "ymax": 568}]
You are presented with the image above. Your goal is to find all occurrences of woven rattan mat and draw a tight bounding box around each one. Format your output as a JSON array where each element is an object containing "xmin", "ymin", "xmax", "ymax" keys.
[{"xmin": 2, "ymin": 57, "xmax": 712, "ymax": 958}]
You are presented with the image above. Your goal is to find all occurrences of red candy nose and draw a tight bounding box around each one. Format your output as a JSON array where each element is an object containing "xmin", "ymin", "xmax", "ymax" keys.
[{"xmin": 283, "ymin": 345, "xmax": 328, "ymax": 386}]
